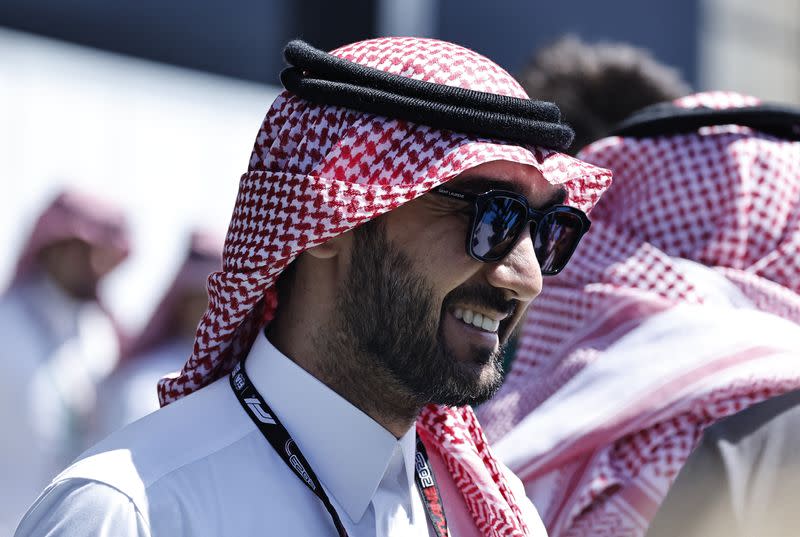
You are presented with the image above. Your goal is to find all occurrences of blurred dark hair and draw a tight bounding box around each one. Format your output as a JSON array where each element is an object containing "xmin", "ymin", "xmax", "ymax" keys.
[{"xmin": 519, "ymin": 36, "xmax": 691, "ymax": 154}]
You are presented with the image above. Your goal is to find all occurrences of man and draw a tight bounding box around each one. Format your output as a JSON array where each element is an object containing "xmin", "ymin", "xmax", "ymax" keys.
[
  {"xmin": 14, "ymin": 37, "xmax": 610, "ymax": 536},
  {"xmin": 518, "ymin": 36, "xmax": 690, "ymax": 154},
  {"xmin": 0, "ymin": 189, "xmax": 130, "ymax": 534},
  {"xmin": 478, "ymin": 91, "xmax": 800, "ymax": 537},
  {"xmin": 91, "ymin": 230, "xmax": 222, "ymax": 440}
]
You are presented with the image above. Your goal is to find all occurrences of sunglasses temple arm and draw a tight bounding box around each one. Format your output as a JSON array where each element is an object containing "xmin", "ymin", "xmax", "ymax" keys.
[{"xmin": 431, "ymin": 187, "xmax": 478, "ymax": 203}]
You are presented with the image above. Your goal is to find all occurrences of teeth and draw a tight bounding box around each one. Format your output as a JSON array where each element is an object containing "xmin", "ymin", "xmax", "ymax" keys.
[{"xmin": 452, "ymin": 307, "xmax": 502, "ymax": 333}]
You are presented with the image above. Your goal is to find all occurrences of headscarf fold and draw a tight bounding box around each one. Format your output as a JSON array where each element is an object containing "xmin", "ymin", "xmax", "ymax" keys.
[
  {"xmin": 158, "ymin": 37, "xmax": 611, "ymax": 536},
  {"xmin": 478, "ymin": 91, "xmax": 800, "ymax": 537}
]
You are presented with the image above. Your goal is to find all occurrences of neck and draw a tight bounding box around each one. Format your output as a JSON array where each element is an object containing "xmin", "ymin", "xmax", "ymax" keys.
[
  {"xmin": 314, "ymin": 334, "xmax": 422, "ymax": 439},
  {"xmin": 268, "ymin": 323, "xmax": 421, "ymax": 439}
]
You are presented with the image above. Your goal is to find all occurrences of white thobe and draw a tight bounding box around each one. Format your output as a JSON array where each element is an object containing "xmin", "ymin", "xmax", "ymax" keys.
[{"xmin": 14, "ymin": 332, "xmax": 547, "ymax": 536}]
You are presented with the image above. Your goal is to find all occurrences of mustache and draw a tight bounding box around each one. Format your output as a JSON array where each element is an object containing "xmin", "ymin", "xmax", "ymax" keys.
[{"xmin": 443, "ymin": 284, "xmax": 517, "ymax": 317}]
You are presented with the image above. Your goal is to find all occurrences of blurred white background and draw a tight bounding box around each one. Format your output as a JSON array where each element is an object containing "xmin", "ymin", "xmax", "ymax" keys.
[
  {"xmin": 2, "ymin": 0, "xmax": 798, "ymax": 331},
  {"xmin": 0, "ymin": 27, "xmax": 279, "ymax": 330}
]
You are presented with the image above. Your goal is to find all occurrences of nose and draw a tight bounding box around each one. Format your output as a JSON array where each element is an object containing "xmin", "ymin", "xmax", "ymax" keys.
[{"xmin": 482, "ymin": 228, "xmax": 543, "ymax": 302}]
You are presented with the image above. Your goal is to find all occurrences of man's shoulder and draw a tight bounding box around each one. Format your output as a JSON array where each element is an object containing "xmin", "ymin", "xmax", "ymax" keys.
[
  {"xmin": 17, "ymin": 376, "xmax": 321, "ymax": 536},
  {"xmin": 54, "ymin": 377, "xmax": 259, "ymax": 508},
  {"xmin": 14, "ymin": 478, "xmax": 151, "ymax": 537}
]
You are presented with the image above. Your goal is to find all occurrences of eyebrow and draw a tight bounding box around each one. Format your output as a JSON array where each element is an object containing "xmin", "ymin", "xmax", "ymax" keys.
[{"xmin": 454, "ymin": 176, "xmax": 569, "ymax": 208}]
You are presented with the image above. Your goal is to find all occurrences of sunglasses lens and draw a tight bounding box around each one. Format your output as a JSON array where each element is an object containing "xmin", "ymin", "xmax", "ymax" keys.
[
  {"xmin": 534, "ymin": 211, "xmax": 584, "ymax": 275},
  {"xmin": 471, "ymin": 197, "xmax": 528, "ymax": 260}
]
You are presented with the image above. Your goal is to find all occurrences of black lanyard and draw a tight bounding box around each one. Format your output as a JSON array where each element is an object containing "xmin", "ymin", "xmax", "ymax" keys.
[{"xmin": 230, "ymin": 359, "xmax": 449, "ymax": 537}]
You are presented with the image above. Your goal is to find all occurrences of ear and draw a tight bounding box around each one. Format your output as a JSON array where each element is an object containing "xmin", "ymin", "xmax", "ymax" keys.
[{"xmin": 304, "ymin": 233, "xmax": 350, "ymax": 260}]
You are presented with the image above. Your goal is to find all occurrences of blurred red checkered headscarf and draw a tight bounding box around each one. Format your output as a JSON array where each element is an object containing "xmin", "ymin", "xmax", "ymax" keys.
[
  {"xmin": 156, "ymin": 37, "xmax": 610, "ymax": 535},
  {"xmin": 479, "ymin": 92, "xmax": 800, "ymax": 537},
  {"xmin": 10, "ymin": 189, "xmax": 131, "ymax": 292},
  {"xmin": 6, "ymin": 189, "xmax": 131, "ymax": 348},
  {"xmin": 119, "ymin": 230, "xmax": 222, "ymax": 366}
]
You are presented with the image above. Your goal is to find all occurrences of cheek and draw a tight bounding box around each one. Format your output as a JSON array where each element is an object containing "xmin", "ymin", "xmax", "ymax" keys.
[
  {"xmin": 393, "ymin": 224, "xmax": 478, "ymax": 299},
  {"xmin": 383, "ymin": 199, "xmax": 483, "ymax": 298},
  {"xmin": 414, "ymin": 234, "xmax": 471, "ymax": 280}
]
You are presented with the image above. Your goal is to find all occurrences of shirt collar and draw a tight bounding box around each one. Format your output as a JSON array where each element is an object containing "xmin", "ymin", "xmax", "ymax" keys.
[{"xmin": 244, "ymin": 331, "xmax": 418, "ymax": 522}]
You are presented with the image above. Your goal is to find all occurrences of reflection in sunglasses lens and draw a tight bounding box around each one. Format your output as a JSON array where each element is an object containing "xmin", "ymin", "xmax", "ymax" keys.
[
  {"xmin": 535, "ymin": 212, "xmax": 582, "ymax": 274},
  {"xmin": 472, "ymin": 197, "xmax": 526, "ymax": 260}
]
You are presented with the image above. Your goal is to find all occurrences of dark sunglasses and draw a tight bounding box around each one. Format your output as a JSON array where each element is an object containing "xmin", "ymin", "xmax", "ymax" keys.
[{"xmin": 432, "ymin": 186, "xmax": 591, "ymax": 276}]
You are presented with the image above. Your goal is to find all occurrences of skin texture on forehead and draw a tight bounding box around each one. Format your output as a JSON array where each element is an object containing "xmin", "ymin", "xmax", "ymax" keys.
[
  {"xmin": 454, "ymin": 176, "xmax": 568, "ymax": 205},
  {"xmin": 437, "ymin": 161, "xmax": 568, "ymax": 205}
]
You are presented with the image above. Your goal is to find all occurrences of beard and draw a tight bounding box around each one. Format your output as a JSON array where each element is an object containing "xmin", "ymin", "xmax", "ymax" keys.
[{"xmin": 313, "ymin": 219, "xmax": 509, "ymax": 413}]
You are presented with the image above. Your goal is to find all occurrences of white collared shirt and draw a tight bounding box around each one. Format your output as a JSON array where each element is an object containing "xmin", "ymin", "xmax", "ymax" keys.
[
  {"xmin": 241, "ymin": 333, "xmax": 429, "ymax": 534},
  {"xmin": 14, "ymin": 332, "xmax": 546, "ymax": 536}
]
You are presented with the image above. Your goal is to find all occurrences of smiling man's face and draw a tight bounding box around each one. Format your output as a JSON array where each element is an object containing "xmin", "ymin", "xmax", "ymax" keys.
[{"xmin": 322, "ymin": 160, "xmax": 566, "ymax": 407}]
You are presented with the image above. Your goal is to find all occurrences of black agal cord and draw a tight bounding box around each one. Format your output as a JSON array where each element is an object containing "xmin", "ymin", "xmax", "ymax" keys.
[
  {"xmin": 229, "ymin": 360, "xmax": 449, "ymax": 536},
  {"xmin": 611, "ymin": 102, "xmax": 800, "ymax": 141},
  {"xmin": 280, "ymin": 39, "xmax": 575, "ymax": 151}
]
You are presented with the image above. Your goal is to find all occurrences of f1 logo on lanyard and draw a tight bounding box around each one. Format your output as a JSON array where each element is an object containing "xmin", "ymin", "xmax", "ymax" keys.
[
  {"xmin": 230, "ymin": 358, "xmax": 450, "ymax": 537},
  {"xmin": 244, "ymin": 397, "xmax": 277, "ymax": 424}
]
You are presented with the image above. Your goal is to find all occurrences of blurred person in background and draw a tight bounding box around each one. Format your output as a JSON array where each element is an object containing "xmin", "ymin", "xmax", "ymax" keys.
[
  {"xmin": 14, "ymin": 37, "xmax": 611, "ymax": 537},
  {"xmin": 91, "ymin": 230, "xmax": 222, "ymax": 440},
  {"xmin": 478, "ymin": 92, "xmax": 800, "ymax": 537},
  {"xmin": 518, "ymin": 36, "xmax": 691, "ymax": 154},
  {"xmin": 0, "ymin": 189, "xmax": 130, "ymax": 534}
]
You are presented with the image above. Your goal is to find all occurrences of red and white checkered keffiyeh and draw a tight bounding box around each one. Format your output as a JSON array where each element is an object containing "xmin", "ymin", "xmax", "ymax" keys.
[
  {"xmin": 478, "ymin": 91, "xmax": 800, "ymax": 537},
  {"xmin": 156, "ymin": 37, "xmax": 611, "ymax": 536}
]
